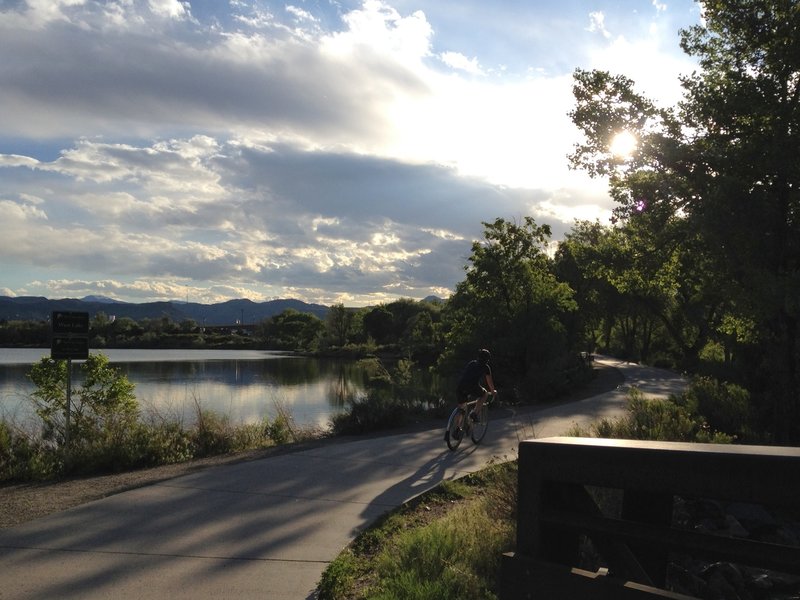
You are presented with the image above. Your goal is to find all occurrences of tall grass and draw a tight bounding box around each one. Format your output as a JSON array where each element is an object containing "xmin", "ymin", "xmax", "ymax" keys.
[
  {"xmin": 317, "ymin": 461, "xmax": 517, "ymax": 600},
  {"xmin": 0, "ymin": 399, "xmax": 319, "ymax": 483},
  {"xmin": 568, "ymin": 380, "xmax": 746, "ymax": 444}
]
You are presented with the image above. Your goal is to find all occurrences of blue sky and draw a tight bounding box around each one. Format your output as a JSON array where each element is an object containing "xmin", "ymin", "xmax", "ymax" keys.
[{"xmin": 0, "ymin": 0, "xmax": 701, "ymax": 306}]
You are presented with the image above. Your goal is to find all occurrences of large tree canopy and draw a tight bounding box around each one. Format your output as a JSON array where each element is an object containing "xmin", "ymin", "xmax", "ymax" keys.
[
  {"xmin": 569, "ymin": 0, "xmax": 800, "ymax": 441},
  {"xmin": 441, "ymin": 217, "xmax": 578, "ymax": 399}
]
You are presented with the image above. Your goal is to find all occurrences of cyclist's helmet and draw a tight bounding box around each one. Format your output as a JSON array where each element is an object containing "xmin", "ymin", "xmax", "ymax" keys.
[{"xmin": 478, "ymin": 348, "xmax": 491, "ymax": 363}]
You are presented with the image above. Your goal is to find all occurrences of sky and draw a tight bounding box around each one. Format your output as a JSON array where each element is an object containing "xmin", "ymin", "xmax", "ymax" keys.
[{"xmin": 0, "ymin": 0, "xmax": 702, "ymax": 307}]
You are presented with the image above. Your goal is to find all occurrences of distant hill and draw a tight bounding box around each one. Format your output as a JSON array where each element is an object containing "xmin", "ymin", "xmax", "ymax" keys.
[{"xmin": 0, "ymin": 296, "xmax": 330, "ymax": 326}]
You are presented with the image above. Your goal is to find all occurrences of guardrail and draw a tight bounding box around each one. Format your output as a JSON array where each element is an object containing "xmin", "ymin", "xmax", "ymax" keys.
[{"xmin": 500, "ymin": 437, "xmax": 800, "ymax": 599}]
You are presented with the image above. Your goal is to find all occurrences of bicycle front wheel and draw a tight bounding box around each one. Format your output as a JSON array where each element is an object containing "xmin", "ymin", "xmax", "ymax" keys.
[
  {"xmin": 445, "ymin": 407, "xmax": 465, "ymax": 450},
  {"xmin": 470, "ymin": 403, "xmax": 489, "ymax": 444}
]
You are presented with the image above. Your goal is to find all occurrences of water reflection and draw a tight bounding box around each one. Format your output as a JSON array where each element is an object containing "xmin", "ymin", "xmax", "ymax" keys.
[{"xmin": 0, "ymin": 349, "xmax": 438, "ymax": 430}]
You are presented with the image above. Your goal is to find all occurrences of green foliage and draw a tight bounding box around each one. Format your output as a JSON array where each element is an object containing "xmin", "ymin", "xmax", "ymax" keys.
[
  {"xmin": 0, "ymin": 420, "xmax": 60, "ymax": 481},
  {"xmin": 0, "ymin": 319, "xmax": 50, "ymax": 346},
  {"xmin": 576, "ymin": 384, "xmax": 736, "ymax": 444},
  {"xmin": 27, "ymin": 354, "xmax": 139, "ymax": 472},
  {"xmin": 265, "ymin": 412, "xmax": 294, "ymax": 445},
  {"xmin": 135, "ymin": 420, "xmax": 194, "ymax": 466},
  {"xmin": 0, "ymin": 352, "xmax": 314, "ymax": 481},
  {"xmin": 329, "ymin": 392, "xmax": 406, "ymax": 435},
  {"xmin": 260, "ymin": 309, "xmax": 324, "ymax": 351},
  {"xmin": 567, "ymin": 2, "xmax": 800, "ymax": 440},
  {"xmin": 374, "ymin": 511, "xmax": 497, "ymax": 600},
  {"xmin": 328, "ymin": 356, "xmax": 442, "ymax": 436},
  {"xmin": 326, "ymin": 303, "xmax": 354, "ymax": 347},
  {"xmin": 592, "ymin": 390, "xmax": 701, "ymax": 442},
  {"xmin": 317, "ymin": 550, "xmax": 361, "ymax": 599},
  {"xmin": 674, "ymin": 376, "xmax": 752, "ymax": 440},
  {"xmin": 440, "ymin": 217, "xmax": 578, "ymax": 391},
  {"xmin": 191, "ymin": 408, "xmax": 236, "ymax": 457},
  {"xmin": 318, "ymin": 461, "xmax": 517, "ymax": 600}
]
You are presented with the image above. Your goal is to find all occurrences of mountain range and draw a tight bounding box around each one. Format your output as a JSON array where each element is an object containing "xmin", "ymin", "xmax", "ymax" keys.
[{"xmin": 0, "ymin": 296, "xmax": 330, "ymax": 326}]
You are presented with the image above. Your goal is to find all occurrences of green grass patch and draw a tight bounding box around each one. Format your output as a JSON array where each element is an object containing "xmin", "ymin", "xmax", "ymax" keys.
[{"xmin": 317, "ymin": 460, "xmax": 517, "ymax": 600}]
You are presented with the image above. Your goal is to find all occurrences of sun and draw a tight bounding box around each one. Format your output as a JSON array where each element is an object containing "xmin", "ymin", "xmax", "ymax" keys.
[{"xmin": 610, "ymin": 130, "xmax": 638, "ymax": 158}]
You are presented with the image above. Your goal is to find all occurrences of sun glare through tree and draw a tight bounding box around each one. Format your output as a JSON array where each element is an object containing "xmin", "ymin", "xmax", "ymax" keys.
[{"xmin": 609, "ymin": 130, "xmax": 637, "ymax": 158}]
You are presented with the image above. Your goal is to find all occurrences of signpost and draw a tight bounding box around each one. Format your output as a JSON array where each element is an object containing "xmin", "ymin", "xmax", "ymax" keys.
[{"xmin": 51, "ymin": 311, "xmax": 90, "ymax": 453}]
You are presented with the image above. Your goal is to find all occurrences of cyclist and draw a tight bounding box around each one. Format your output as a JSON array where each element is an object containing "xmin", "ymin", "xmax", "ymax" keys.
[{"xmin": 451, "ymin": 349, "xmax": 497, "ymax": 438}]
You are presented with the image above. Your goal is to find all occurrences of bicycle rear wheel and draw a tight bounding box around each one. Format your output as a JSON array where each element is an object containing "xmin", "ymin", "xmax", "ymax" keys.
[
  {"xmin": 470, "ymin": 403, "xmax": 489, "ymax": 444},
  {"xmin": 445, "ymin": 407, "xmax": 465, "ymax": 450}
]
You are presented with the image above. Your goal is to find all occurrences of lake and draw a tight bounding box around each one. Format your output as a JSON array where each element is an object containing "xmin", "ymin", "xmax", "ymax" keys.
[{"xmin": 0, "ymin": 348, "xmax": 382, "ymax": 431}]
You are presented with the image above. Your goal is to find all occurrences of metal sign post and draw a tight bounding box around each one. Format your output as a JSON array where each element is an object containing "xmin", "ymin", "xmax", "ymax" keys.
[
  {"xmin": 66, "ymin": 359, "xmax": 72, "ymax": 450},
  {"xmin": 51, "ymin": 311, "xmax": 89, "ymax": 454}
]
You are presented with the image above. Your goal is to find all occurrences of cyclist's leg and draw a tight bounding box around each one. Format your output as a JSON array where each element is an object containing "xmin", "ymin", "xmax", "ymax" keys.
[
  {"xmin": 470, "ymin": 389, "xmax": 488, "ymax": 422},
  {"xmin": 454, "ymin": 386, "xmax": 470, "ymax": 427}
]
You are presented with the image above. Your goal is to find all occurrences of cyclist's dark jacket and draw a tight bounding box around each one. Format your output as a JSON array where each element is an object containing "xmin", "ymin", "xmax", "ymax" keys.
[{"xmin": 457, "ymin": 359, "xmax": 491, "ymax": 400}]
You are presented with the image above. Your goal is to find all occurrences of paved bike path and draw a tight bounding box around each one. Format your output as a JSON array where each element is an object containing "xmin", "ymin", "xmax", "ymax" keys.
[{"xmin": 0, "ymin": 358, "xmax": 685, "ymax": 599}]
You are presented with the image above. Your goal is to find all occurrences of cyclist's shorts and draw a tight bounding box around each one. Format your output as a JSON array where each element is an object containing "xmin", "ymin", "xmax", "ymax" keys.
[{"xmin": 457, "ymin": 384, "xmax": 486, "ymax": 403}]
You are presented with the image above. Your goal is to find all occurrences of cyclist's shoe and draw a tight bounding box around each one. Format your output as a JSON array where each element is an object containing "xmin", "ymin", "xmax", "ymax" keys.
[{"xmin": 469, "ymin": 411, "xmax": 480, "ymax": 423}]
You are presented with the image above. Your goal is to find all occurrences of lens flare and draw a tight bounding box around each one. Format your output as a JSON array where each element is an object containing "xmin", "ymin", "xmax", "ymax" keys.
[{"xmin": 610, "ymin": 131, "xmax": 637, "ymax": 158}]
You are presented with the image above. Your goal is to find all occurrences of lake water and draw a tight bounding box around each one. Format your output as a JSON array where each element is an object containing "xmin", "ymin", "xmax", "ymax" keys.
[{"xmin": 0, "ymin": 348, "xmax": 378, "ymax": 431}]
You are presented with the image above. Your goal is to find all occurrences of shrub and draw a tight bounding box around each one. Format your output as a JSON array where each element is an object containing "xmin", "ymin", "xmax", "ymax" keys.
[
  {"xmin": 330, "ymin": 392, "xmax": 406, "ymax": 435},
  {"xmin": 584, "ymin": 387, "xmax": 734, "ymax": 444},
  {"xmin": 675, "ymin": 376, "xmax": 752, "ymax": 439},
  {"xmin": 265, "ymin": 413, "xmax": 293, "ymax": 445},
  {"xmin": 0, "ymin": 419, "xmax": 60, "ymax": 481},
  {"xmin": 135, "ymin": 420, "xmax": 194, "ymax": 466},
  {"xmin": 191, "ymin": 408, "xmax": 235, "ymax": 457}
]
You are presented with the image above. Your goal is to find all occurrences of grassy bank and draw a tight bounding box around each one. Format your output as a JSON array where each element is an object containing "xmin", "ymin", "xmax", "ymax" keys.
[{"xmin": 317, "ymin": 460, "xmax": 518, "ymax": 600}]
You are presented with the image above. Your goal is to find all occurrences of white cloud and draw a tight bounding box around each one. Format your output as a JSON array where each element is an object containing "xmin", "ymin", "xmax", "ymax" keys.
[
  {"xmin": 148, "ymin": 0, "xmax": 190, "ymax": 20},
  {"xmin": 285, "ymin": 5, "xmax": 318, "ymax": 24},
  {"xmin": 0, "ymin": 154, "xmax": 40, "ymax": 168},
  {"xmin": 0, "ymin": 1, "xmax": 702, "ymax": 304},
  {"xmin": 587, "ymin": 11, "xmax": 611, "ymax": 39},
  {"xmin": 440, "ymin": 51, "xmax": 484, "ymax": 75},
  {"xmin": 325, "ymin": 1, "xmax": 433, "ymax": 66}
]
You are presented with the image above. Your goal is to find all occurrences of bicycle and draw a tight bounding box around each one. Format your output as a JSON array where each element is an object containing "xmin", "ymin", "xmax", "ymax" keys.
[{"xmin": 444, "ymin": 392, "xmax": 495, "ymax": 451}]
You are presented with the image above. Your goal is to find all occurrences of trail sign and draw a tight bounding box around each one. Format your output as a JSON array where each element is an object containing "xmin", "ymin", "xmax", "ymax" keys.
[
  {"xmin": 51, "ymin": 311, "xmax": 90, "ymax": 360},
  {"xmin": 51, "ymin": 335, "xmax": 89, "ymax": 360},
  {"xmin": 52, "ymin": 311, "xmax": 90, "ymax": 335}
]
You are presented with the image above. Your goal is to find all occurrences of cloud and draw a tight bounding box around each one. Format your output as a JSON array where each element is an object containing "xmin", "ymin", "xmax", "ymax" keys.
[
  {"xmin": 587, "ymin": 12, "xmax": 611, "ymax": 39},
  {"xmin": 148, "ymin": 0, "xmax": 190, "ymax": 20},
  {"xmin": 0, "ymin": 154, "xmax": 39, "ymax": 168},
  {"xmin": 0, "ymin": 1, "xmax": 700, "ymax": 304},
  {"xmin": 2, "ymin": 136, "xmax": 556, "ymax": 303},
  {"xmin": 439, "ymin": 51, "xmax": 484, "ymax": 75}
]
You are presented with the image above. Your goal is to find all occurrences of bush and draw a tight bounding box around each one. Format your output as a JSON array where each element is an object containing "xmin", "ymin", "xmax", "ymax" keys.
[
  {"xmin": 581, "ymin": 387, "xmax": 734, "ymax": 444},
  {"xmin": 330, "ymin": 393, "xmax": 407, "ymax": 435},
  {"xmin": 135, "ymin": 420, "xmax": 194, "ymax": 466},
  {"xmin": 675, "ymin": 376, "xmax": 752, "ymax": 440},
  {"xmin": 28, "ymin": 354, "xmax": 138, "ymax": 451},
  {"xmin": 191, "ymin": 408, "xmax": 235, "ymax": 457},
  {"xmin": 0, "ymin": 419, "xmax": 60, "ymax": 481}
]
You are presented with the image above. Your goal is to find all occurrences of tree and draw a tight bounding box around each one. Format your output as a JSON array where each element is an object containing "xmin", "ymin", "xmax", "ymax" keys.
[
  {"xmin": 363, "ymin": 306, "xmax": 394, "ymax": 344},
  {"xmin": 441, "ymin": 217, "xmax": 577, "ymax": 396},
  {"xmin": 326, "ymin": 303, "xmax": 354, "ymax": 347},
  {"xmin": 569, "ymin": 0, "xmax": 800, "ymax": 441},
  {"xmin": 262, "ymin": 309, "xmax": 324, "ymax": 350},
  {"xmin": 28, "ymin": 354, "xmax": 138, "ymax": 459}
]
